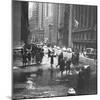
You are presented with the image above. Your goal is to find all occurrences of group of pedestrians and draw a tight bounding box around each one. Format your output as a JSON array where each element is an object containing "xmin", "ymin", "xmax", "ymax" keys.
[
  {"xmin": 47, "ymin": 47, "xmax": 80, "ymax": 77},
  {"xmin": 21, "ymin": 42, "xmax": 80, "ymax": 74},
  {"xmin": 56, "ymin": 52, "xmax": 72, "ymax": 77},
  {"xmin": 72, "ymin": 52, "xmax": 79, "ymax": 65},
  {"xmin": 47, "ymin": 46, "xmax": 91, "ymax": 95},
  {"xmin": 21, "ymin": 43, "xmax": 44, "ymax": 67}
]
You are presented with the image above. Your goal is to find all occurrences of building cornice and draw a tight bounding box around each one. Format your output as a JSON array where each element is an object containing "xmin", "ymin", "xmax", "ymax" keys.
[{"xmin": 72, "ymin": 27, "xmax": 96, "ymax": 33}]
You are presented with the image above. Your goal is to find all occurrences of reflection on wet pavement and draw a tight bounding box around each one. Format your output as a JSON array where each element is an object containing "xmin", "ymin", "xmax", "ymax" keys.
[
  {"xmin": 13, "ymin": 66, "xmax": 76, "ymax": 99},
  {"xmin": 13, "ymin": 55, "xmax": 97, "ymax": 99}
]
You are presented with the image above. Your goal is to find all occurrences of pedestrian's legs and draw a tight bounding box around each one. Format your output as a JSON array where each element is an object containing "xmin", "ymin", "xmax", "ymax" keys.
[
  {"xmin": 32, "ymin": 56, "xmax": 34, "ymax": 63},
  {"xmin": 61, "ymin": 71, "xmax": 63, "ymax": 78},
  {"xmin": 50, "ymin": 69, "xmax": 53, "ymax": 79},
  {"xmin": 25, "ymin": 62, "xmax": 26, "ymax": 67},
  {"xmin": 51, "ymin": 64, "xmax": 53, "ymax": 69},
  {"xmin": 66, "ymin": 69, "xmax": 67, "ymax": 75},
  {"xmin": 23, "ymin": 62, "xmax": 24, "ymax": 67},
  {"xmin": 56, "ymin": 64, "xmax": 59, "ymax": 68},
  {"xmin": 48, "ymin": 56, "xmax": 50, "ymax": 61}
]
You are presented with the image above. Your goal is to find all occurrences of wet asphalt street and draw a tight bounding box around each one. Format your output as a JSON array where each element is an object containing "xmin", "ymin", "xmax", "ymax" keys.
[{"xmin": 13, "ymin": 54, "xmax": 97, "ymax": 99}]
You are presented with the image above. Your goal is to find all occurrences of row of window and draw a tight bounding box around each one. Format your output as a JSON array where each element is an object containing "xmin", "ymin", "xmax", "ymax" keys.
[
  {"xmin": 73, "ymin": 43, "xmax": 86, "ymax": 50},
  {"xmin": 72, "ymin": 32, "xmax": 96, "ymax": 41},
  {"xmin": 73, "ymin": 43, "xmax": 96, "ymax": 50}
]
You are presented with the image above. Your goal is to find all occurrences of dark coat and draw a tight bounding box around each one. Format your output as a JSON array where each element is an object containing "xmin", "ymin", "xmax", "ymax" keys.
[
  {"xmin": 50, "ymin": 53, "xmax": 56, "ymax": 64},
  {"xmin": 58, "ymin": 53, "xmax": 63, "ymax": 65},
  {"xmin": 50, "ymin": 55, "xmax": 54, "ymax": 64},
  {"xmin": 59, "ymin": 59, "xmax": 65, "ymax": 71},
  {"xmin": 23, "ymin": 53, "xmax": 27, "ymax": 64},
  {"xmin": 65, "ymin": 59, "xmax": 71, "ymax": 70},
  {"xmin": 48, "ymin": 49, "xmax": 51, "ymax": 57}
]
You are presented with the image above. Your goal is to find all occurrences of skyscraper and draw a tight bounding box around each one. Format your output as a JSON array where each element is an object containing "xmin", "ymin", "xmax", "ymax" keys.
[
  {"xmin": 29, "ymin": 2, "xmax": 60, "ymax": 44},
  {"xmin": 43, "ymin": 3, "xmax": 59, "ymax": 44},
  {"xmin": 29, "ymin": 2, "xmax": 44, "ymax": 43}
]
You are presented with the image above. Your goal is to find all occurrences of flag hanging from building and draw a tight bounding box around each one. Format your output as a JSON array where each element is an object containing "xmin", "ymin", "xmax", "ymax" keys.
[{"xmin": 74, "ymin": 19, "xmax": 79, "ymax": 28}]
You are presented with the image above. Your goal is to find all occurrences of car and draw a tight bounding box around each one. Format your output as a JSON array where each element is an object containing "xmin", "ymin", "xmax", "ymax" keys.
[
  {"xmin": 13, "ymin": 46, "xmax": 23, "ymax": 54},
  {"xmin": 85, "ymin": 48, "xmax": 97, "ymax": 59}
]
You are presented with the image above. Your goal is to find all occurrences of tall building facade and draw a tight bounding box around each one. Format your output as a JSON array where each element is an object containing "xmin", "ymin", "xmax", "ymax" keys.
[
  {"xmin": 43, "ymin": 3, "xmax": 59, "ymax": 45},
  {"xmin": 29, "ymin": 2, "xmax": 48, "ymax": 43},
  {"xmin": 63, "ymin": 4, "xmax": 71, "ymax": 47},
  {"xmin": 58, "ymin": 4, "xmax": 97, "ymax": 49},
  {"xmin": 29, "ymin": 2, "xmax": 39, "ymax": 43},
  {"xmin": 57, "ymin": 4, "xmax": 65, "ymax": 47},
  {"xmin": 58, "ymin": 4, "xmax": 73, "ymax": 48},
  {"xmin": 21, "ymin": 2, "xmax": 29, "ymax": 43},
  {"xmin": 13, "ymin": 1, "xmax": 21, "ymax": 47},
  {"xmin": 29, "ymin": 2, "xmax": 59, "ymax": 44},
  {"xmin": 72, "ymin": 5, "xmax": 97, "ymax": 50},
  {"xmin": 13, "ymin": 1, "xmax": 29, "ymax": 47}
]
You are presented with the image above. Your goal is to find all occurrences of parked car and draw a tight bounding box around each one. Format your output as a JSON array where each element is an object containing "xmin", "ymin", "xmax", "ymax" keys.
[
  {"xmin": 85, "ymin": 48, "xmax": 97, "ymax": 59},
  {"xmin": 13, "ymin": 46, "xmax": 23, "ymax": 55}
]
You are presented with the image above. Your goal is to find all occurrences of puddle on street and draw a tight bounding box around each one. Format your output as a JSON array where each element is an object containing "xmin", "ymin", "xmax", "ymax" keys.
[{"xmin": 13, "ymin": 67, "xmax": 73, "ymax": 98}]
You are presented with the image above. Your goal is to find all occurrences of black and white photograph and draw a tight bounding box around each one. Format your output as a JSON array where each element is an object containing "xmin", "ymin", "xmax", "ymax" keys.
[{"xmin": 12, "ymin": 0, "xmax": 97, "ymax": 99}]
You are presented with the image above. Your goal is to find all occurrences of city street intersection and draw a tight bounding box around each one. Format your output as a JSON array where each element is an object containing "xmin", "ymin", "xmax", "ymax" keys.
[{"xmin": 13, "ymin": 54, "xmax": 97, "ymax": 99}]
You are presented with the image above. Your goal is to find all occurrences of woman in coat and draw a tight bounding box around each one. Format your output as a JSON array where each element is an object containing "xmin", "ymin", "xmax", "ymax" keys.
[
  {"xmin": 59, "ymin": 58, "xmax": 65, "ymax": 77},
  {"xmin": 50, "ymin": 51, "xmax": 56, "ymax": 69},
  {"xmin": 65, "ymin": 59, "xmax": 71, "ymax": 75}
]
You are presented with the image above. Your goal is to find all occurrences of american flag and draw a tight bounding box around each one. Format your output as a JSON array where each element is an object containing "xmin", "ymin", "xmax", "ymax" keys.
[{"xmin": 74, "ymin": 19, "xmax": 79, "ymax": 28}]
